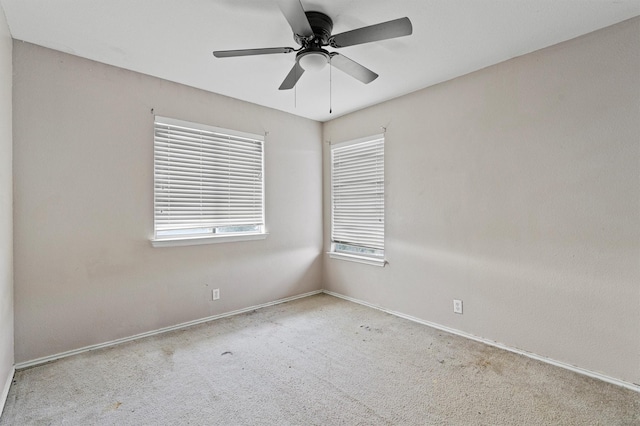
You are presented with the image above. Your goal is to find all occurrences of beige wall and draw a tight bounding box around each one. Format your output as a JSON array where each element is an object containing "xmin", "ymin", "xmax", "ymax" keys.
[
  {"xmin": 12, "ymin": 42, "xmax": 323, "ymax": 363},
  {"xmin": 323, "ymin": 17, "xmax": 640, "ymax": 384},
  {"xmin": 0, "ymin": 3, "xmax": 13, "ymax": 407}
]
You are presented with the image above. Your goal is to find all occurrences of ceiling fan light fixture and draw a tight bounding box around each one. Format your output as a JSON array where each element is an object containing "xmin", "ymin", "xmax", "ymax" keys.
[
  {"xmin": 213, "ymin": 2, "xmax": 413, "ymax": 91},
  {"xmin": 298, "ymin": 51, "xmax": 329, "ymax": 72}
]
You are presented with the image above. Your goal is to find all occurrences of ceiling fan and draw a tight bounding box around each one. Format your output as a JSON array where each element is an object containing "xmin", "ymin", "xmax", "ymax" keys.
[{"xmin": 213, "ymin": 0, "xmax": 413, "ymax": 90}]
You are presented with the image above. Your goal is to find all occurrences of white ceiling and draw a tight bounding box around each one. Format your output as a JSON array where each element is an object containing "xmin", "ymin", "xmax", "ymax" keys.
[{"xmin": 1, "ymin": 0, "xmax": 639, "ymax": 122}]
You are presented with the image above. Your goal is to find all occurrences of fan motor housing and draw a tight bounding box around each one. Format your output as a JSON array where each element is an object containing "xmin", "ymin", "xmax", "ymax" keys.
[{"xmin": 296, "ymin": 11, "xmax": 333, "ymax": 46}]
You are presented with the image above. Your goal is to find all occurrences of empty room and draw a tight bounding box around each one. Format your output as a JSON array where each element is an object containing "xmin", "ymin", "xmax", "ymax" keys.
[{"xmin": 1, "ymin": 0, "xmax": 639, "ymax": 424}]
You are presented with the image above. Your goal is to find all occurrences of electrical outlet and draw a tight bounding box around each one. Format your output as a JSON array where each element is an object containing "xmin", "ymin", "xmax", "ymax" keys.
[
  {"xmin": 212, "ymin": 289, "xmax": 220, "ymax": 300},
  {"xmin": 453, "ymin": 299, "xmax": 463, "ymax": 314}
]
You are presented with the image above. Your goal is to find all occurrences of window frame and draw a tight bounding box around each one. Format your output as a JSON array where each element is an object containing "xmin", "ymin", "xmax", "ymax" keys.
[
  {"xmin": 151, "ymin": 116, "xmax": 267, "ymax": 247},
  {"xmin": 329, "ymin": 134, "xmax": 385, "ymax": 267}
]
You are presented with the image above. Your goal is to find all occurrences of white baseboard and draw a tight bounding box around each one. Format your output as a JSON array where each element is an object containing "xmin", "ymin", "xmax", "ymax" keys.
[
  {"xmin": 323, "ymin": 290, "xmax": 640, "ymax": 394},
  {"xmin": 1, "ymin": 366, "xmax": 15, "ymax": 418},
  {"xmin": 15, "ymin": 290, "xmax": 322, "ymax": 370},
  {"xmin": 13, "ymin": 288, "xmax": 639, "ymax": 394}
]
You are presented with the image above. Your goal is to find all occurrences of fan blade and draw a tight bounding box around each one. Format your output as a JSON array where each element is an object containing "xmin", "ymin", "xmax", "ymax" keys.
[
  {"xmin": 213, "ymin": 47, "xmax": 295, "ymax": 58},
  {"xmin": 279, "ymin": 61, "xmax": 305, "ymax": 90},
  {"xmin": 329, "ymin": 17, "xmax": 412, "ymax": 48},
  {"xmin": 330, "ymin": 54, "xmax": 378, "ymax": 84},
  {"xmin": 276, "ymin": 0, "xmax": 313, "ymax": 38}
]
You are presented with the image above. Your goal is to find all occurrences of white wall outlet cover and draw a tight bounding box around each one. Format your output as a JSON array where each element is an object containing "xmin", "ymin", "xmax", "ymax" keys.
[
  {"xmin": 212, "ymin": 289, "xmax": 220, "ymax": 300},
  {"xmin": 453, "ymin": 299, "xmax": 463, "ymax": 314}
]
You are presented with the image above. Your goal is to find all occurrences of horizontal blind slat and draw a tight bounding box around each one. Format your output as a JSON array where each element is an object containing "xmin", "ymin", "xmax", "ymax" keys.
[
  {"xmin": 331, "ymin": 136, "xmax": 384, "ymax": 253},
  {"xmin": 154, "ymin": 118, "xmax": 264, "ymax": 234}
]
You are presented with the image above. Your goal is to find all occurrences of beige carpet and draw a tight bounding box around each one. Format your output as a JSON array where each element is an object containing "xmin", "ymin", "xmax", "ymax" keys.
[{"xmin": 1, "ymin": 294, "xmax": 638, "ymax": 425}]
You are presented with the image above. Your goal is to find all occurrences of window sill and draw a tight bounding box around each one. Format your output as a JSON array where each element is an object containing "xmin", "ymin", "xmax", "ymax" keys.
[
  {"xmin": 328, "ymin": 251, "xmax": 386, "ymax": 267},
  {"xmin": 151, "ymin": 232, "xmax": 268, "ymax": 248}
]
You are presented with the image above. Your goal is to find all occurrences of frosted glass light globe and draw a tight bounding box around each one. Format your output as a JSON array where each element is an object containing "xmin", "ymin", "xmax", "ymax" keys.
[{"xmin": 299, "ymin": 52, "xmax": 328, "ymax": 71}]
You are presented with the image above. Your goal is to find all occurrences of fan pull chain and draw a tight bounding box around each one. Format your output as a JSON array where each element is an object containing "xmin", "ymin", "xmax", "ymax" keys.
[{"xmin": 329, "ymin": 59, "xmax": 332, "ymax": 114}]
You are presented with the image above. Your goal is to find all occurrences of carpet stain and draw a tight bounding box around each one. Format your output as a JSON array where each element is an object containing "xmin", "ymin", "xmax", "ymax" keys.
[
  {"xmin": 112, "ymin": 402, "xmax": 121, "ymax": 410},
  {"xmin": 473, "ymin": 358, "xmax": 504, "ymax": 375},
  {"xmin": 162, "ymin": 347, "xmax": 174, "ymax": 357},
  {"xmin": 476, "ymin": 359, "xmax": 491, "ymax": 368}
]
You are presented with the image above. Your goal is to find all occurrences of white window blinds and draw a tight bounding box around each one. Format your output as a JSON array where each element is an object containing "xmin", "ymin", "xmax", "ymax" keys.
[
  {"xmin": 331, "ymin": 135, "xmax": 384, "ymax": 257},
  {"xmin": 153, "ymin": 116, "xmax": 264, "ymax": 239}
]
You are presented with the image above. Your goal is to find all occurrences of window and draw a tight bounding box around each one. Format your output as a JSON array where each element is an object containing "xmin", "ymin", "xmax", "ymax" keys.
[
  {"xmin": 330, "ymin": 134, "xmax": 385, "ymax": 266},
  {"xmin": 152, "ymin": 116, "xmax": 265, "ymax": 246}
]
